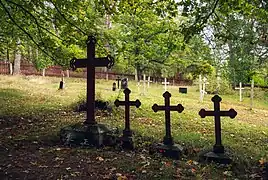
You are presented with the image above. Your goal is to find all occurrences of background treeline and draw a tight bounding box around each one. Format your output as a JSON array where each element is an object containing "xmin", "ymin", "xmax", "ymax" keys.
[{"xmin": 0, "ymin": 0, "xmax": 267, "ymax": 88}]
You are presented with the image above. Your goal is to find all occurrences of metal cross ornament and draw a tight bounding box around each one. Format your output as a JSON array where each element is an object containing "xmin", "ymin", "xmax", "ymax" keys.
[
  {"xmin": 199, "ymin": 95, "xmax": 237, "ymax": 154},
  {"xmin": 70, "ymin": 36, "xmax": 114, "ymax": 125},
  {"xmin": 152, "ymin": 91, "xmax": 184, "ymax": 145},
  {"xmin": 114, "ymin": 88, "xmax": 141, "ymax": 149}
]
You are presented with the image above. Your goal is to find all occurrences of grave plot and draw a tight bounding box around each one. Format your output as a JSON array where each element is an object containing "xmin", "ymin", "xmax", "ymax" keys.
[
  {"xmin": 60, "ymin": 36, "xmax": 116, "ymax": 147},
  {"xmin": 114, "ymin": 88, "xmax": 141, "ymax": 149},
  {"xmin": 0, "ymin": 76, "xmax": 267, "ymax": 179},
  {"xmin": 199, "ymin": 95, "xmax": 237, "ymax": 164},
  {"xmin": 150, "ymin": 91, "xmax": 184, "ymax": 159}
]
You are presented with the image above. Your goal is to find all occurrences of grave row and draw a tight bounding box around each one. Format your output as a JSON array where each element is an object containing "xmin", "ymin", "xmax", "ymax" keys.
[
  {"xmin": 113, "ymin": 88, "xmax": 237, "ymax": 164},
  {"xmin": 60, "ymin": 36, "xmax": 237, "ymax": 165}
]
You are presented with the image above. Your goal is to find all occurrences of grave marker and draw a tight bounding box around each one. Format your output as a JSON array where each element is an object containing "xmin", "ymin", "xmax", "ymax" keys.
[
  {"xmin": 199, "ymin": 75, "xmax": 208, "ymax": 102},
  {"xmin": 112, "ymin": 82, "xmax": 116, "ymax": 91},
  {"xmin": 199, "ymin": 95, "xmax": 237, "ymax": 164},
  {"xmin": 121, "ymin": 78, "xmax": 128, "ymax": 89},
  {"xmin": 162, "ymin": 78, "xmax": 169, "ymax": 92},
  {"xmin": 235, "ymin": 82, "xmax": 244, "ymax": 102},
  {"xmin": 59, "ymin": 73, "xmax": 64, "ymax": 90},
  {"xmin": 147, "ymin": 76, "xmax": 152, "ymax": 88},
  {"xmin": 140, "ymin": 74, "xmax": 147, "ymax": 95},
  {"xmin": 116, "ymin": 76, "xmax": 121, "ymax": 89},
  {"xmin": 60, "ymin": 36, "xmax": 115, "ymax": 147},
  {"xmin": 151, "ymin": 91, "xmax": 184, "ymax": 159},
  {"xmin": 114, "ymin": 88, "xmax": 141, "ymax": 149}
]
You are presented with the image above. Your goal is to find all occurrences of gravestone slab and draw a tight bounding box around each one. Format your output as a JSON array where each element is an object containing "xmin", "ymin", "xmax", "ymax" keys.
[
  {"xmin": 60, "ymin": 123, "xmax": 118, "ymax": 147},
  {"xmin": 179, "ymin": 87, "xmax": 187, "ymax": 94},
  {"xmin": 121, "ymin": 78, "xmax": 128, "ymax": 89}
]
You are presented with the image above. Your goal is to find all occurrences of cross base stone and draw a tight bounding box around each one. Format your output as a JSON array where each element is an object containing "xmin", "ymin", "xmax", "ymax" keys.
[
  {"xmin": 199, "ymin": 150, "xmax": 232, "ymax": 164},
  {"xmin": 119, "ymin": 129, "xmax": 134, "ymax": 150},
  {"xmin": 121, "ymin": 135, "xmax": 134, "ymax": 150},
  {"xmin": 59, "ymin": 122, "xmax": 118, "ymax": 147},
  {"xmin": 151, "ymin": 143, "xmax": 184, "ymax": 160}
]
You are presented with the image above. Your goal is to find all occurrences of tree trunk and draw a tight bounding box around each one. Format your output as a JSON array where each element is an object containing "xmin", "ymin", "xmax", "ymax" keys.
[
  {"xmin": 9, "ymin": 63, "xmax": 13, "ymax": 75},
  {"xmin": 135, "ymin": 68, "xmax": 138, "ymax": 81},
  {"xmin": 66, "ymin": 70, "xmax": 70, "ymax": 77},
  {"xmin": 13, "ymin": 44, "xmax": 21, "ymax": 75},
  {"xmin": 42, "ymin": 69, "xmax": 45, "ymax": 76}
]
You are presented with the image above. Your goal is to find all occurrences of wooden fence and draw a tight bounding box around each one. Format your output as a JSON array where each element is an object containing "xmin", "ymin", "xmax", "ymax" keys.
[
  {"xmin": 0, "ymin": 61, "xmax": 192, "ymax": 84},
  {"xmin": 0, "ymin": 61, "xmax": 136, "ymax": 80}
]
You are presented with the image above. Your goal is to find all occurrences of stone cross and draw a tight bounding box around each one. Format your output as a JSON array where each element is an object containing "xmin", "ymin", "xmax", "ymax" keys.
[
  {"xmin": 70, "ymin": 36, "xmax": 114, "ymax": 124},
  {"xmin": 199, "ymin": 95, "xmax": 237, "ymax": 154},
  {"xmin": 116, "ymin": 76, "xmax": 121, "ymax": 89},
  {"xmin": 235, "ymin": 82, "xmax": 244, "ymax": 102},
  {"xmin": 152, "ymin": 91, "xmax": 184, "ymax": 146},
  {"xmin": 147, "ymin": 76, "xmax": 153, "ymax": 88},
  {"xmin": 114, "ymin": 88, "xmax": 141, "ymax": 149},
  {"xmin": 162, "ymin": 78, "xmax": 170, "ymax": 92}
]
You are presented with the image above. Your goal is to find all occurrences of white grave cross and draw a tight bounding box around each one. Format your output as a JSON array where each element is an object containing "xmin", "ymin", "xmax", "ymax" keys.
[
  {"xmin": 235, "ymin": 82, "xmax": 245, "ymax": 102},
  {"xmin": 140, "ymin": 74, "xmax": 147, "ymax": 95},
  {"xmin": 147, "ymin": 76, "xmax": 152, "ymax": 88},
  {"xmin": 162, "ymin": 78, "xmax": 170, "ymax": 92},
  {"xmin": 199, "ymin": 75, "xmax": 208, "ymax": 102}
]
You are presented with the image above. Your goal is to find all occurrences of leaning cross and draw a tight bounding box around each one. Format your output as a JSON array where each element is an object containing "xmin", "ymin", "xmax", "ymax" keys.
[
  {"xmin": 114, "ymin": 88, "xmax": 141, "ymax": 149},
  {"xmin": 70, "ymin": 36, "xmax": 114, "ymax": 124},
  {"xmin": 235, "ymin": 82, "xmax": 244, "ymax": 102},
  {"xmin": 152, "ymin": 91, "xmax": 184, "ymax": 146},
  {"xmin": 199, "ymin": 95, "xmax": 237, "ymax": 154},
  {"xmin": 162, "ymin": 78, "xmax": 170, "ymax": 92}
]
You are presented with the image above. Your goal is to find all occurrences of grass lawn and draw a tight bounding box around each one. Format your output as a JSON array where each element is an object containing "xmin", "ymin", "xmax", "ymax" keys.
[{"xmin": 0, "ymin": 75, "xmax": 267, "ymax": 179}]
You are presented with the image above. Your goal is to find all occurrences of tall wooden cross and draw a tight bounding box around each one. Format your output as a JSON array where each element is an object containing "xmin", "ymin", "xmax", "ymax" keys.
[
  {"xmin": 199, "ymin": 95, "xmax": 237, "ymax": 153},
  {"xmin": 114, "ymin": 88, "xmax": 141, "ymax": 149},
  {"xmin": 152, "ymin": 91, "xmax": 184, "ymax": 146},
  {"xmin": 235, "ymin": 82, "xmax": 244, "ymax": 102},
  {"xmin": 70, "ymin": 36, "xmax": 114, "ymax": 125},
  {"xmin": 162, "ymin": 78, "xmax": 169, "ymax": 92}
]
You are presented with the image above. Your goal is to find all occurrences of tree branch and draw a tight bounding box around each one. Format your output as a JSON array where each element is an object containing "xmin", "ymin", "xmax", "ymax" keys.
[
  {"xmin": 49, "ymin": 0, "xmax": 87, "ymax": 36},
  {"xmin": 6, "ymin": 0, "xmax": 65, "ymax": 42},
  {"xmin": 0, "ymin": 0, "xmax": 64, "ymax": 66}
]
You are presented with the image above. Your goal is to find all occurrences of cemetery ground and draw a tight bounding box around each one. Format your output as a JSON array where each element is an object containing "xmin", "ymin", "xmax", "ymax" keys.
[{"xmin": 0, "ymin": 75, "xmax": 268, "ymax": 180}]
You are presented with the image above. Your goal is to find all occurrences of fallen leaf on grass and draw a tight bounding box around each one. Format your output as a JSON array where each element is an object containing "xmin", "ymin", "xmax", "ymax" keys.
[
  {"xmin": 96, "ymin": 156, "xmax": 104, "ymax": 161},
  {"xmin": 223, "ymin": 171, "xmax": 232, "ymax": 177},
  {"xmin": 259, "ymin": 158, "xmax": 266, "ymax": 166},
  {"xmin": 117, "ymin": 175, "xmax": 128, "ymax": 180}
]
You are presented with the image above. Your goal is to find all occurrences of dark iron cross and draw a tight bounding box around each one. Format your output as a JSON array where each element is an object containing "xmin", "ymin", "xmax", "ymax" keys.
[
  {"xmin": 116, "ymin": 77, "xmax": 121, "ymax": 89},
  {"xmin": 152, "ymin": 91, "xmax": 184, "ymax": 146},
  {"xmin": 199, "ymin": 95, "xmax": 237, "ymax": 153},
  {"xmin": 114, "ymin": 88, "xmax": 141, "ymax": 134},
  {"xmin": 70, "ymin": 36, "xmax": 114, "ymax": 124}
]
